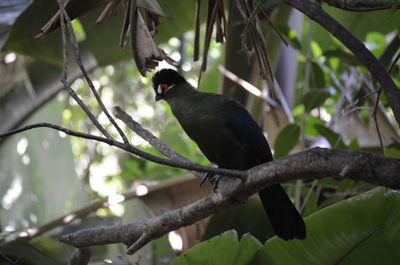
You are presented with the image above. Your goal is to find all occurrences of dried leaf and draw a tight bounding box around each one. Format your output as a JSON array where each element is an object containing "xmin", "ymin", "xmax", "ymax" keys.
[
  {"xmin": 137, "ymin": 0, "xmax": 165, "ymax": 16},
  {"xmin": 39, "ymin": 0, "xmax": 175, "ymax": 76},
  {"xmin": 96, "ymin": 0, "xmax": 122, "ymax": 24},
  {"xmin": 193, "ymin": 0, "xmax": 201, "ymax": 61},
  {"xmin": 119, "ymin": 0, "xmax": 131, "ymax": 47},
  {"xmin": 200, "ymin": 0, "xmax": 226, "ymax": 74},
  {"xmin": 37, "ymin": 0, "xmax": 109, "ymax": 37},
  {"xmin": 236, "ymin": 0, "xmax": 276, "ymax": 95},
  {"xmin": 130, "ymin": 1, "xmax": 174, "ymax": 76}
]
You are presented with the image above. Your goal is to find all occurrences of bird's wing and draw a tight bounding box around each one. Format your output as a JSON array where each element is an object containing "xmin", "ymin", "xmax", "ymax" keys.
[{"xmin": 223, "ymin": 100, "xmax": 273, "ymax": 165}]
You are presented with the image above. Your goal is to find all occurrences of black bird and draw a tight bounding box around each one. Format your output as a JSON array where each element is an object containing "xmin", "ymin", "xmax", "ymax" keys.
[{"xmin": 152, "ymin": 68, "xmax": 306, "ymax": 240}]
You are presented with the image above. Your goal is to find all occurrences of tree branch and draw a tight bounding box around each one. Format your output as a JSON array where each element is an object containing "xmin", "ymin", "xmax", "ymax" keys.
[
  {"xmin": 114, "ymin": 106, "xmax": 191, "ymax": 162},
  {"xmin": 283, "ymin": 0, "xmax": 400, "ymax": 126},
  {"xmin": 0, "ymin": 122, "xmax": 244, "ymax": 178},
  {"xmin": 59, "ymin": 147, "xmax": 400, "ymax": 253},
  {"xmin": 321, "ymin": 0, "xmax": 400, "ymax": 12},
  {"xmin": 114, "ymin": 106, "xmax": 213, "ymax": 183},
  {"xmin": 68, "ymin": 248, "xmax": 92, "ymax": 265}
]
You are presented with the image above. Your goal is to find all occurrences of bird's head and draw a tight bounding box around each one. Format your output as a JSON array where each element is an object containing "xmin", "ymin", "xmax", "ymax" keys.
[{"xmin": 152, "ymin": 69, "xmax": 186, "ymax": 101}]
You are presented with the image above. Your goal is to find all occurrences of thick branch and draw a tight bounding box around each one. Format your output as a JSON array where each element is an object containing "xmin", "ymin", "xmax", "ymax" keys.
[
  {"xmin": 322, "ymin": 0, "xmax": 400, "ymax": 11},
  {"xmin": 68, "ymin": 248, "xmax": 91, "ymax": 265},
  {"xmin": 247, "ymin": 147, "xmax": 400, "ymax": 191},
  {"xmin": 283, "ymin": 0, "xmax": 400, "ymax": 125},
  {"xmin": 59, "ymin": 147, "xmax": 400, "ymax": 252}
]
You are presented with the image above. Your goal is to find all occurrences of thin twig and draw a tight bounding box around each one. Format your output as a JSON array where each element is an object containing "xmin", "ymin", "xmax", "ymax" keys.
[
  {"xmin": 0, "ymin": 122, "xmax": 244, "ymax": 178},
  {"xmin": 371, "ymin": 46, "xmax": 400, "ymax": 154},
  {"xmin": 62, "ymin": 80, "xmax": 113, "ymax": 139},
  {"xmin": 372, "ymin": 88, "xmax": 384, "ymax": 154},
  {"xmin": 58, "ymin": 0, "xmax": 68, "ymax": 82},
  {"xmin": 114, "ymin": 106, "xmax": 189, "ymax": 161},
  {"xmin": 300, "ymin": 179, "xmax": 318, "ymax": 213},
  {"xmin": 56, "ymin": 1, "xmax": 112, "ymax": 140},
  {"xmin": 244, "ymin": 1, "xmax": 288, "ymax": 47},
  {"xmin": 61, "ymin": 8, "xmax": 129, "ymax": 144}
]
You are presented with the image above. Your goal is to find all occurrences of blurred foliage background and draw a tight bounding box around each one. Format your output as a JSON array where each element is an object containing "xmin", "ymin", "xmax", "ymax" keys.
[{"xmin": 0, "ymin": 0, "xmax": 400, "ymax": 264}]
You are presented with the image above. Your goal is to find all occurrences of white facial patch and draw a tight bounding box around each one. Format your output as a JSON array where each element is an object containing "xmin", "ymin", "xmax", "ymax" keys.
[{"xmin": 157, "ymin": 85, "xmax": 163, "ymax": 95}]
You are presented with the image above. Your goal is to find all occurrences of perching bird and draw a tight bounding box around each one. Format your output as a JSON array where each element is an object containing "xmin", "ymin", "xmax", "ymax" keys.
[{"xmin": 152, "ymin": 68, "xmax": 306, "ymax": 240}]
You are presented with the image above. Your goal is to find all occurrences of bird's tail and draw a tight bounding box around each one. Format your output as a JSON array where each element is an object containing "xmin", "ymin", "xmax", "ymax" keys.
[{"xmin": 259, "ymin": 184, "xmax": 306, "ymax": 240}]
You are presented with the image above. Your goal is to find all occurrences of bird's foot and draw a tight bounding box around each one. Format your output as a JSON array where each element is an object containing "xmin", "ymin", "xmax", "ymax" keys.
[
  {"xmin": 210, "ymin": 175, "xmax": 221, "ymax": 192},
  {"xmin": 200, "ymin": 173, "xmax": 221, "ymax": 192},
  {"xmin": 200, "ymin": 172, "xmax": 213, "ymax": 186}
]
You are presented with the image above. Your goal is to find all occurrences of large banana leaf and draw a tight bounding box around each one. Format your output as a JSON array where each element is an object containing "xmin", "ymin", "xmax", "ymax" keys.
[
  {"xmin": 170, "ymin": 188, "xmax": 400, "ymax": 265},
  {"xmin": 251, "ymin": 188, "xmax": 400, "ymax": 265},
  {"xmin": 172, "ymin": 231, "xmax": 263, "ymax": 265}
]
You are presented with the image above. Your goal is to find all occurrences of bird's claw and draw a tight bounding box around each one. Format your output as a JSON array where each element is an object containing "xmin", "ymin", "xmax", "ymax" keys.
[
  {"xmin": 211, "ymin": 175, "xmax": 221, "ymax": 192},
  {"xmin": 200, "ymin": 172, "xmax": 213, "ymax": 186},
  {"xmin": 200, "ymin": 173, "xmax": 221, "ymax": 192}
]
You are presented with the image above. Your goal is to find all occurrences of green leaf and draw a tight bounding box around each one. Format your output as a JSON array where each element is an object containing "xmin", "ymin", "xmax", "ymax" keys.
[
  {"xmin": 313, "ymin": 8, "xmax": 400, "ymax": 50},
  {"xmin": 252, "ymin": 188, "xmax": 400, "ymax": 265},
  {"xmin": 79, "ymin": 6, "xmax": 130, "ymax": 66},
  {"xmin": 323, "ymin": 49, "xmax": 360, "ymax": 66},
  {"xmin": 302, "ymin": 90, "xmax": 330, "ymax": 112},
  {"xmin": 1, "ymin": 241, "xmax": 63, "ymax": 265},
  {"xmin": 348, "ymin": 138, "xmax": 360, "ymax": 150},
  {"xmin": 233, "ymin": 234, "xmax": 264, "ymax": 265},
  {"xmin": 203, "ymin": 199, "xmax": 274, "ymax": 243},
  {"xmin": 314, "ymin": 124, "xmax": 346, "ymax": 149},
  {"xmin": 390, "ymin": 0, "xmax": 399, "ymax": 12},
  {"xmin": 0, "ymin": 0, "xmax": 32, "ymax": 49},
  {"xmin": 310, "ymin": 62, "xmax": 326, "ymax": 89},
  {"xmin": 80, "ymin": 0, "xmax": 200, "ymax": 66},
  {"xmin": 274, "ymin": 124, "xmax": 300, "ymax": 159},
  {"xmin": 304, "ymin": 115, "xmax": 325, "ymax": 137},
  {"xmin": 274, "ymin": 24, "xmax": 302, "ymax": 50},
  {"xmin": 172, "ymin": 231, "xmax": 262, "ymax": 265},
  {"xmin": 3, "ymin": 0, "xmax": 63, "ymax": 65},
  {"xmin": 385, "ymin": 142, "xmax": 400, "ymax": 158}
]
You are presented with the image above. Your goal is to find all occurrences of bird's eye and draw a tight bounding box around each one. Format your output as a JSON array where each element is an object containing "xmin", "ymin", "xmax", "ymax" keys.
[
  {"xmin": 160, "ymin": 84, "xmax": 169, "ymax": 90},
  {"xmin": 158, "ymin": 83, "xmax": 176, "ymax": 95}
]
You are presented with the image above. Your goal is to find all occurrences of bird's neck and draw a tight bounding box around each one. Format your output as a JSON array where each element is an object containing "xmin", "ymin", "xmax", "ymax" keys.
[
  {"xmin": 164, "ymin": 82, "xmax": 198, "ymax": 104},
  {"xmin": 164, "ymin": 82, "xmax": 200, "ymax": 120}
]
